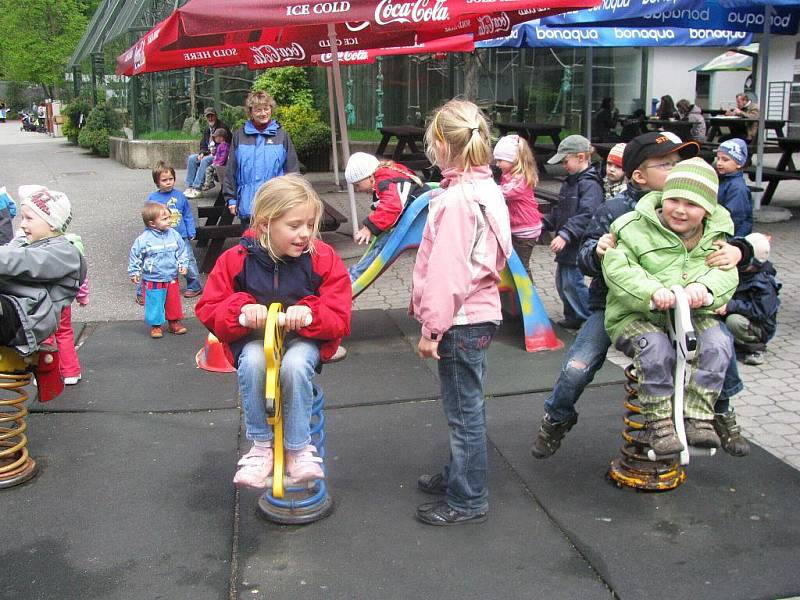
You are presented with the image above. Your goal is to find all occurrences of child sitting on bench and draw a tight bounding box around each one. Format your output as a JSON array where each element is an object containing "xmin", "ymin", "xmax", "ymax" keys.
[
  {"xmin": 344, "ymin": 152, "xmax": 430, "ymax": 283},
  {"xmin": 0, "ymin": 186, "xmax": 85, "ymax": 356},
  {"xmin": 602, "ymin": 158, "xmax": 739, "ymax": 456}
]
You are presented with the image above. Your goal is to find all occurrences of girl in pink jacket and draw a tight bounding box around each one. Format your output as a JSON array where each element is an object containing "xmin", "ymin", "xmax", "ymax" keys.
[
  {"xmin": 493, "ymin": 134, "xmax": 543, "ymax": 278},
  {"xmin": 412, "ymin": 99, "xmax": 512, "ymax": 527}
]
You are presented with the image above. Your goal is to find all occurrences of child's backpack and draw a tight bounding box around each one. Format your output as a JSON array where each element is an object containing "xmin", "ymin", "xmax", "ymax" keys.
[{"xmin": 373, "ymin": 162, "xmax": 430, "ymax": 211}]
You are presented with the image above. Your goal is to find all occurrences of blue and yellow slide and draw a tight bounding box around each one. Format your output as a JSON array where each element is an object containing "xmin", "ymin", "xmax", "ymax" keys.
[{"xmin": 351, "ymin": 191, "xmax": 563, "ymax": 353}]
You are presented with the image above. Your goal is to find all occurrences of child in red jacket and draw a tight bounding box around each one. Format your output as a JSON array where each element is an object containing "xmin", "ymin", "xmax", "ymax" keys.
[
  {"xmin": 196, "ymin": 174, "xmax": 351, "ymax": 489},
  {"xmin": 344, "ymin": 152, "xmax": 430, "ymax": 283}
]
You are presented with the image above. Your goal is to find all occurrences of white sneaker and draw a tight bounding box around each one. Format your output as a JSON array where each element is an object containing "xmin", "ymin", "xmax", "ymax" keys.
[
  {"xmin": 64, "ymin": 375, "xmax": 81, "ymax": 385},
  {"xmin": 184, "ymin": 188, "xmax": 198, "ymax": 198},
  {"xmin": 325, "ymin": 345, "xmax": 347, "ymax": 363}
]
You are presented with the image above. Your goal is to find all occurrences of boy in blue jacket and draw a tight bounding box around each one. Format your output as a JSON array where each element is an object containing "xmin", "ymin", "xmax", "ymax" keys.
[
  {"xmin": 128, "ymin": 203, "xmax": 189, "ymax": 339},
  {"xmin": 716, "ymin": 138, "xmax": 752, "ymax": 237},
  {"xmin": 544, "ymin": 135, "xmax": 604, "ymax": 330},
  {"xmin": 147, "ymin": 161, "xmax": 202, "ymax": 299},
  {"xmin": 716, "ymin": 232, "xmax": 780, "ymax": 366}
]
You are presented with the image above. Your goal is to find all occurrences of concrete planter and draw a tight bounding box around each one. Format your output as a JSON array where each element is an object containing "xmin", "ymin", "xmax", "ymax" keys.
[{"xmin": 109, "ymin": 137, "xmax": 197, "ymax": 169}]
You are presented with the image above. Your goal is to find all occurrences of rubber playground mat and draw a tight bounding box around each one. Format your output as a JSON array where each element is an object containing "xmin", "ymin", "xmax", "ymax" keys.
[
  {"xmin": 317, "ymin": 308, "xmax": 626, "ymax": 408},
  {"xmin": 6, "ymin": 315, "xmax": 800, "ymax": 599}
]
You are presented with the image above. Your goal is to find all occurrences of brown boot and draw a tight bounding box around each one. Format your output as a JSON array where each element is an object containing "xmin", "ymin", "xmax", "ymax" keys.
[
  {"xmin": 168, "ymin": 320, "xmax": 187, "ymax": 335},
  {"xmin": 150, "ymin": 326, "xmax": 164, "ymax": 339},
  {"xmin": 642, "ymin": 417, "xmax": 684, "ymax": 455}
]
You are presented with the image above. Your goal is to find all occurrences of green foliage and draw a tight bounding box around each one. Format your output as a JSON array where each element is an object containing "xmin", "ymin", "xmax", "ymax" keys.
[
  {"xmin": 346, "ymin": 129, "xmax": 382, "ymax": 142},
  {"xmin": 77, "ymin": 103, "xmax": 123, "ymax": 157},
  {"xmin": 276, "ymin": 104, "xmax": 331, "ymax": 157},
  {"xmin": 0, "ymin": 0, "xmax": 90, "ymax": 92},
  {"xmin": 251, "ymin": 68, "xmax": 313, "ymax": 108},
  {"xmin": 219, "ymin": 105, "xmax": 247, "ymax": 133},
  {"xmin": 138, "ymin": 130, "xmax": 200, "ymax": 141},
  {"xmin": 61, "ymin": 97, "xmax": 92, "ymax": 144}
]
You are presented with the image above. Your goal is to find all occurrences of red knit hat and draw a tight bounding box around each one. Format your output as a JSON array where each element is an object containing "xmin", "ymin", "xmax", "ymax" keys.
[{"xmin": 607, "ymin": 143, "xmax": 626, "ymax": 168}]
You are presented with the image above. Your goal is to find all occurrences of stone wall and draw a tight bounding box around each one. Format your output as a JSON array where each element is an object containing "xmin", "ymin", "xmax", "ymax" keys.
[{"xmin": 109, "ymin": 137, "xmax": 198, "ymax": 170}]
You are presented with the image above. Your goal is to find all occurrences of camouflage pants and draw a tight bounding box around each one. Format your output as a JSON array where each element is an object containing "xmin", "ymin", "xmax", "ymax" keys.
[{"xmin": 615, "ymin": 316, "xmax": 733, "ymax": 421}]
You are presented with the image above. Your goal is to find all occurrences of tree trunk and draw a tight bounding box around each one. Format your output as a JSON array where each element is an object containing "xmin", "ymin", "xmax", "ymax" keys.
[{"xmin": 463, "ymin": 53, "xmax": 479, "ymax": 101}]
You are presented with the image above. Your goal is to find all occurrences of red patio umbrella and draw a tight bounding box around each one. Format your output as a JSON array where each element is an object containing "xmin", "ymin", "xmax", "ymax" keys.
[{"xmin": 117, "ymin": 0, "xmax": 600, "ymax": 232}]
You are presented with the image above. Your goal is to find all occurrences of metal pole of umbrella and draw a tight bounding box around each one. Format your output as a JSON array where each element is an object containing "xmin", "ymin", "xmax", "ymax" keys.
[
  {"xmin": 584, "ymin": 47, "xmax": 593, "ymax": 141},
  {"xmin": 753, "ymin": 4, "xmax": 771, "ymax": 212},
  {"xmin": 327, "ymin": 23, "xmax": 359, "ymax": 237},
  {"xmin": 326, "ymin": 68, "xmax": 341, "ymax": 188}
]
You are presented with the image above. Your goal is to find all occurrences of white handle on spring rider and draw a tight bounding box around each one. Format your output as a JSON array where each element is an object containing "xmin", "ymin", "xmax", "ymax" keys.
[{"xmin": 238, "ymin": 311, "xmax": 313, "ymax": 328}]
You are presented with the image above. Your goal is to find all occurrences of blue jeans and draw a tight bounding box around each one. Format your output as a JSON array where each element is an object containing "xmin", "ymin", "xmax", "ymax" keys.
[
  {"xmin": 186, "ymin": 154, "xmax": 214, "ymax": 189},
  {"xmin": 436, "ymin": 322, "xmax": 497, "ymax": 516},
  {"xmin": 714, "ymin": 323, "xmax": 743, "ymax": 414},
  {"xmin": 545, "ymin": 310, "xmax": 611, "ymax": 422},
  {"xmin": 348, "ymin": 231, "xmax": 390, "ymax": 283},
  {"xmin": 555, "ymin": 263, "xmax": 590, "ymax": 323},
  {"xmin": 237, "ymin": 335, "xmax": 321, "ymax": 450},
  {"xmin": 183, "ymin": 243, "xmax": 202, "ymax": 292}
]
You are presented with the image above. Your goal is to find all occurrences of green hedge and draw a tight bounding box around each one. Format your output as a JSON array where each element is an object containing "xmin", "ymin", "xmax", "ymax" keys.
[{"xmin": 77, "ymin": 103, "xmax": 123, "ymax": 157}]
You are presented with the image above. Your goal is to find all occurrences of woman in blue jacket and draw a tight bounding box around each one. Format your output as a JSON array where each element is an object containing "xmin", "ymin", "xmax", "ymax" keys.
[{"xmin": 223, "ymin": 91, "xmax": 299, "ymax": 224}]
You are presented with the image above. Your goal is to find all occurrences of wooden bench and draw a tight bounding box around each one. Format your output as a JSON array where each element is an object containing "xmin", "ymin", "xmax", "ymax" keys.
[{"xmin": 745, "ymin": 166, "xmax": 800, "ymax": 205}]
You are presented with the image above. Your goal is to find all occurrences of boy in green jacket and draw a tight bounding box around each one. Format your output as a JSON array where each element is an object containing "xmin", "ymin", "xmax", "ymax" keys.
[{"xmin": 602, "ymin": 157, "xmax": 739, "ymax": 456}]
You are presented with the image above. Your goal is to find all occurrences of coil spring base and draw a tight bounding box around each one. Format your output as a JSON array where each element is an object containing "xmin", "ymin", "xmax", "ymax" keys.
[
  {"xmin": 258, "ymin": 386, "xmax": 334, "ymax": 525},
  {"xmin": 0, "ymin": 370, "xmax": 38, "ymax": 489},
  {"xmin": 607, "ymin": 365, "xmax": 686, "ymax": 492}
]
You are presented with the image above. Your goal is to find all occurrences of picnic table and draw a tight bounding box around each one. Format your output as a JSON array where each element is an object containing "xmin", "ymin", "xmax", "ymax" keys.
[
  {"xmin": 495, "ymin": 121, "xmax": 563, "ymax": 146},
  {"xmin": 705, "ymin": 116, "xmax": 787, "ymax": 143},
  {"xmin": 644, "ymin": 118, "xmax": 694, "ymax": 141},
  {"xmin": 194, "ymin": 170, "xmax": 348, "ymax": 273},
  {"xmin": 374, "ymin": 125, "xmax": 438, "ymax": 179},
  {"xmin": 746, "ymin": 137, "xmax": 800, "ymax": 206}
]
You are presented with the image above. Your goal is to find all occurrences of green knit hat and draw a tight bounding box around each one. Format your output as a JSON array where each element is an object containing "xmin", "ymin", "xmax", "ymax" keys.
[{"xmin": 661, "ymin": 157, "xmax": 719, "ymax": 214}]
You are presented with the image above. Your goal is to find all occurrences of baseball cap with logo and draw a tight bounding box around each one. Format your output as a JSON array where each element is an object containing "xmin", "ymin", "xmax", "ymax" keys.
[
  {"xmin": 622, "ymin": 131, "xmax": 699, "ymax": 178},
  {"xmin": 203, "ymin": 106, "xmax": 217, "ymax": 117}
]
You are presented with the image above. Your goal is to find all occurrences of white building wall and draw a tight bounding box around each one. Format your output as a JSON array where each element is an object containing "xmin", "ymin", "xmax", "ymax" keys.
[{"xmin": 647, "ymin": 33, "xmax": 800, "ymax": 115}]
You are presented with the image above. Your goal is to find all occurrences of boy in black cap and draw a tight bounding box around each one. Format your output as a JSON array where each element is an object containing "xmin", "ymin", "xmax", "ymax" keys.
[{"xmin": 531, "ymin": 131, "xmax": 752, "ymax": 459}]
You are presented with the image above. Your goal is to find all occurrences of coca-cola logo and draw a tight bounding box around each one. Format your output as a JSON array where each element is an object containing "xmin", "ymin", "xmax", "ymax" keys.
[
  {"xmin": 250, "ymin": 43, "xmax": 306, "ymax": 65},
  {"xmin": 133, "ymin": 40, "xmax": 146, "ymax": 71},
  {"xmin": 319, "ymin": 50, "xmax": 369, "ymax": 63},
  {"xmin": 374, "ymin": 0, "xmax": 449, "ymax": 25},
  {"xmin": 477, "ymin": 12, "xmax": 510, "ymax": 36}
]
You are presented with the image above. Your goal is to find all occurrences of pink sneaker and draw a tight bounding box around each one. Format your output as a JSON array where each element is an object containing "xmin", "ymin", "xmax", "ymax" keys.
[
  {"xmin": 285, "ymin": 445, "xmax": 325, "ymax": 484},
  {"xmin": 233, "ymin": 444, "xmax": 274, "ymax": 489}
]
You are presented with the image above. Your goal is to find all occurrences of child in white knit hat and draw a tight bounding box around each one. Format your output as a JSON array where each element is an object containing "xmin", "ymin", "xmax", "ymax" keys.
[
  {"xmin": 493, "ymin": 134, "xmax": 542, "ymax": 278},
  {"xmin": 715, "ymin": 232, "xmax": 780, "ymax": 366},
  {"xmin": 0, "ymin": 186, "xmax": 86, "ymax": 356},
  {"xmin": 344, "ymin": 152, "xmax": 430, "ymax": 283}
]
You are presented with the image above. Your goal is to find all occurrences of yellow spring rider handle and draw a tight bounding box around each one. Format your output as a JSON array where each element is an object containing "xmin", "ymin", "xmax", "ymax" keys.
[{"xmin": 240, "ymin": 303, "xmax": 312, "ymax": 499}]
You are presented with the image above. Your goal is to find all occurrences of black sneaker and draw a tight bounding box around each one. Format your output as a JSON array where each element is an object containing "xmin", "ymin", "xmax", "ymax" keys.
[
  {"xmin": 416, "ymin": 501, "xmax": 487, "ymax": 526},
  {"xmin": 417, "ymin": 473, "xmax": 447, "ymax": 495},
  {"xmin": 713, "ymin": 410, "xmax": 751, "ymax": 457},
  {"xmin": 531, "ymin": 413, "xmax": 578, "ymax": 459}
]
